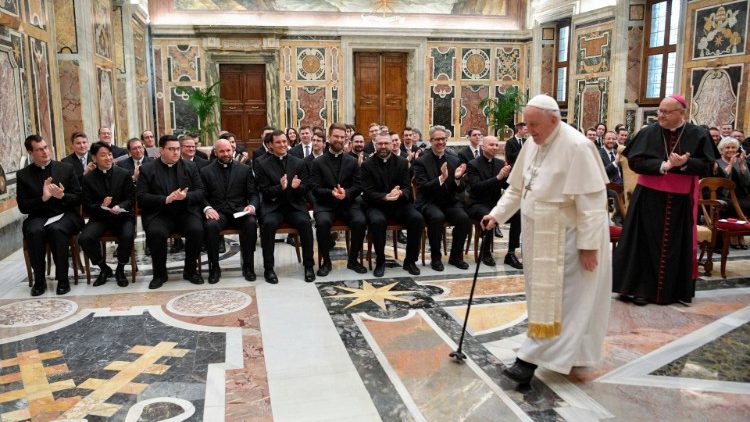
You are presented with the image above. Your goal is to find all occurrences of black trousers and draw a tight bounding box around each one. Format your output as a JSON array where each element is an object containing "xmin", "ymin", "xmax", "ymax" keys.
[
  {"xmin": 314, "ymin": 206, "xmax": 366, "ymax": 262},
  {"xmin": 144, "ymin": 213, "xmax": 203, "ymax": 278},
  {"xmin": 23, "ymin": 213, "xmax": 82, "ymax": 281},
  {"xmin": 204, "ymin": 211, "xmax": 257, "ymax": 268},
  {"xmin": 78, "ymin": 218, "xmax": 135, "ymax": 265},
  {"xmin": 422, "ymin": 203, "xmax": 471, "ymax": 260},
  {"xmin": 468, "ymin": 204, "xmax": 521, "ymax": 254},
  {"xmin": 366, "ymin": 204, "xmax": 424, "ymax": 265},
  {"xmin": 260, "ymin": 207, "xmax": 314, "ymax": 268}
]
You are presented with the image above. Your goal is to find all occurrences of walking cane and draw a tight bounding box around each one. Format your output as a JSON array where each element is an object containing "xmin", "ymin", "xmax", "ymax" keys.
[{"xmin": 449, "ymin": 228, "xmax": 492, "ymax": 363}]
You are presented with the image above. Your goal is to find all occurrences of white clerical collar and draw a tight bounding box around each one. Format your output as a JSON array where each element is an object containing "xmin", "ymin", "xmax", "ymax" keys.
[
  {"xmin": 330, "ymin": 149, "xmax": 343, "ymax": 157},
  {"xmin": 98, "ymin": 165, "xmax": 112, "ymax": 174},
  {"xmin": 380, "ymin": 152, "xmax": 392, "ymax": 163},
  {"xmin": 160, "ymin": 158, "xmax": 175, "ymax": 168},
  {"xmin": 35, "ymin": 160, "xmax": 52, "ymax": 170},
  {"xmin": 221, "ymin": 161, "xmax": 231, "ymax": 168},
  {"xmin": 276, "ymin": 153, "xmax": 287, "ymax": 159}
]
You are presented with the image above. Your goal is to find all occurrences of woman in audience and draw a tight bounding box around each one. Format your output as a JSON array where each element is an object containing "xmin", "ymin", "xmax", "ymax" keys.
[
  {"xmin": 286, "ymin": 127, "xmax": 299, "ymax": 148},
  {"xmin": 715, "ymin": 137, "xmax": 750, "ymax": 248}
]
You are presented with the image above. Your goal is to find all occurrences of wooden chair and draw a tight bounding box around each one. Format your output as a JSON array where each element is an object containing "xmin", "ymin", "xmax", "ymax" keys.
[
  {"xmin": 23, "ymin": 236, "xmax": 81, "ymax": 287},
  {"xmin": 81, "ymin": 208, "xmax": 138, "ymax": 285},
  {"xmin": 317, "ymin": 219, "xmax": 357, "ymax": 267},
  {"xmin": 606, "ymin": 182, "xmax": 627, "ymax": 252},
  {"xmin": 366, "ymin": 221, "xmax": 403, "ymax": 270},
  {"xmin": 699, "ymin": 177, "xmax": 750, "ymax": 278},
  {"xmin": 697, "ymin": 197, "xmax": 723, "ymax": 276},
  {"xmin": 468, "ymin": 220, "xmax": 493, "ymax": 260},
  {"xmin": 276, "ymin": 224, "xmax": 302, "ymax": 263}
]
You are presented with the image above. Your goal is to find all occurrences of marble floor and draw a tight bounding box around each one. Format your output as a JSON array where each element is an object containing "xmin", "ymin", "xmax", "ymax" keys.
[{"xmin": 0, "ymin": 231, "xmax": 748, "ymax": 421}]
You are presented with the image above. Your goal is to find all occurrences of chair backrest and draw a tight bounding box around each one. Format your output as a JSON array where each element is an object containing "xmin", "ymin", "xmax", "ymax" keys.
[
  {"xmin": 606, "ymin": 182, "xmax": 627, "ymax": 220},
  {"xmin": 699, "ymin": 177, "xmax": 747, "ymax": 220}
]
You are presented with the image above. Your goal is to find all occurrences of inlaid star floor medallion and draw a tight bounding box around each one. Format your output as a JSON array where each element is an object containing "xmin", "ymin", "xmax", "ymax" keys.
[{"xmin": 327, "ymin": 281, "xmax": 417, "ymax": 310}]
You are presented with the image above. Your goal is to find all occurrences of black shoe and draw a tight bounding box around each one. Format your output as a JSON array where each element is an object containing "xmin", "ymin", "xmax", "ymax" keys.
[
  {"xmin": 183, "ymin": 271, "xmax": 204, "ymax": 285},
  {"xmin": 144, "ymin": 244, "xmax": 151, "ymax": 256},
  {"xmin": 56, "ymin": 279, "xmax": 70, "ymax": 295},
  {"xmin": 616, "ymin": 293, "xmax": 633, "ymax": 303},
  {"xmin": 430, "ymin": 259, "xmax": 444, "ymax": 272},
  {"xmin": 347, "ymin": 260, "xmax": 368, "ymax": 274},
  {"xmin": 218, "ymin": 240, "xmax": 226, "ymax": 254},
  {"xmin": 328, "ymin": 239, "xmax": 337, "ymax": 250},
  {"xmin": 243, "ymin": 265, "xmax": 256, "ymax": 282},
  {"xmin": 373, "ymin": 262, "xmax": 385, "ymax": 277},
  {"xmin": 264, "ymin": 269, "xmax": 278, "ymax": 284},
  {"xmin": 148, "ymin": 277, "xmax": 166, "ymax": 289},
  {"xmin": 397, "ymin": 231, "xmax": 407, "ymax": 244},
  {"xmin": 170, "ymin": 238, "xmax": 184, "ymax": 253},
  {"xmin": 503, "ymin": 358, "xmax": 537, "ymax": 385},
  {"xmin": 494, "ymin": 227, "xmax": 503, "ymax": 238},
  {"xmin": 93, "ymin": 265, "xmax": 113, "ymax": 287},
  {"xmin": 31, "ymin": 280, "xmax": 46, "ymax": 296},
  {"xmin": 632, "ymin": 297, "xmax": 649, "ymax": 306},
  {"xmin": 304, "ymin": 266, "xmax": 316, "ymax": 282},
  {"xmin": 481, "ymin": 254, "xmax": 496, "ymax": 267},
  {"xmin": 115, "ymin": 266, "xmax": 128, "ymax": 287},
  {"xmin": 317, "ymin": 260, "xmax": 332, "ymax": 277},
  {"xmin": 403, "ymin": 261, "xmax": 421, "ymax": 275},
  {"xmin": 208, "ymin": 263, "xmax": 221, "ymax": 284},
  {"xmin": 504, "ymin": 253, "xmax": 523, "ymax": 269},
  {"xmin": 448, "ymin": 257, "xmax": 469, "ymax": 270}
]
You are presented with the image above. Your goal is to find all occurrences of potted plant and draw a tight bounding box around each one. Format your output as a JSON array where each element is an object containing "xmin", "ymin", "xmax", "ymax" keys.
[
  {"xmin": 479, "ymin": 87, "xmax": 526, "ymax": 139},
  {"xmin": 175, "ymin": 81, "xmax": 223, "ymax": 145}
]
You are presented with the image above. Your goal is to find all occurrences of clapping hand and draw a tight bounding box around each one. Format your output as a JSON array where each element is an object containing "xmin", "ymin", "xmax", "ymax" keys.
[
  {"xmin": 668, "ymin": 152, "xmax": 690, "ymax": 167},
  {"xmin": 332, "ymin": 184, "xmax": 346, "ymax": 200},
  {"xmin": 280, "ymin": 174, "xmax": 288, "ymax": 190},
  {"xmin": 291, "ymin": 175, "xmax": 301, "ymax": 189},
  {"xmin": 384, "ymin": 186, "xmax": 401, "ymax": 201},
  {"xmin": 454, "ymin": 163, "xmax": 467, "ymax": 179},
  {"xmin": 497, "ymin": 164, "xmax": 511, "ymax": 180},
  {"xmin": 49, "ymin": 182, "xmax": 65, "ymax": 199}
]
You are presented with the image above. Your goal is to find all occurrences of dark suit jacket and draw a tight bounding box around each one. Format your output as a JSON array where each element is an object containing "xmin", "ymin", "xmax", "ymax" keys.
[
  {"xmin": 289, "ymin": 142, "xmax": 315, "ymax": 159},
  {"xmin": 504, "ymin": 136, "xmax": 524, "ymax": 166},
  {"xmin": 401, "ymin": 143, "xmax": 419, "ymax": 155},
  {"xmin": 364, "ymin": 141, "xmax": 376, "ymax": 155},
  {"xmin": 109, "ymin": 144, "xmax": 128, "ymax": 159},
  {"xmin": 81, "ymin": 166, "xmax": 134, "ymax": 221},
  {"xmin": 360, "ymin": 154, "xmax": 412, "ymax": 208},
  {"xmin": 136, "ymin": 159, "xmax": 205, "ymax": 227},
  {"xmin": 17, "ymin": 161, "xmax": 83, "ymax": 224},
  {"xmin": 116, "ymin": 156, "xmax": 154, "ymax": 176},
  {"xmin": 254, "ymin": 154, "xmax": 310, "ymax": 215},
  {"xmin": 61, "ymin": 153, "xmax": 92, "ymax": 186},
  {"xmin": 457, "ymin": 145, "xmax": 481, "ymax": 164},
  {"xmin": 309, "ymin": 151, "xmax": 361, "ymax": 212},
  {"xmin": 412, "ymin": 149, "xmax": 466, "ymax": 210},
  {"xmin": 200, "ymin": 160, "xmax": 259, "ymax": 215},
  {"xmin": 598, "ymin": 147, "xmax": 620, "ymax": 181},
  {"xmin": 252, "ymin": 145, "xmax": 268, "ymax": 160},
  {"xmin": 184, "ymin": 155, "xmax": 209, "ymax": 170},
  {"xmin": 467, "ymin": 156, "xmax": 507, "ymax": 208}
]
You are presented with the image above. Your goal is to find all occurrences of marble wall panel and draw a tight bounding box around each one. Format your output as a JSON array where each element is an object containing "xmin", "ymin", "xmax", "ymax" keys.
[
  {"xmin": 429, "ymin": 85, "xmax": 455, "ymax": 136},
  {"xmin": 461, "ymin": 47, "xmax": 490, "ymax": 80},
  {"xmin": 94, "ymin": 0, "xmax": 112, "ymax": 60},
  {"xmin": 112, "ymin": 6, "xmax": 124, "ymax": 70},
  {"xmin": 25, "ymin": 0, "xmax": 47, "ymax": 30},
  {"xmin": 496, "ymin": 47, "xmax": 519, "ymax": 81},
  {"xmin": 97, "ymin": 67, "xmax": 115, "ymax": 133},
  {"xmin": 167, "ymin": 44, "xmax": 201, "ymax": 82},
  {"xmin": 0, "ymin": 0, "xmax": 19, "ymax": 15},
  {"xmin": 132, "ymin": 19, "xmax": 146, "ymax": 80},
  {"xmin": 29, "ymin": 37, "xmax": 54, "ymax": 146},
  {"xmin": 693, "ymin": 0, "xmax": 747, "ymax": 59},
  {"xmin": 625, "ymin": 25, "xmax": 644, "ymax": 103},
  {"xmin": 459, "ymin": 85, "xmax": 488, "ymax": 136},
  {"xmin": 297, "ymin": 86, "xmax": 326, "ymax": 129},
  {"xmin": 173, "ymin": 0, "xmax": 510, "ymax": 15},
  {"xmin": 170, "ymin": 87, "xmax": 197, "ymax": 135},
  {"xmin": 574, "ymin": 78, "xmax": 609, "ymax": 132},
  {"xmin": 154, "ymin": 47, "xmax": 166, "ymax": 135},
  {"xmin": 0, "ymin": 52, "xmax": 24, "ymax": 174},
  {"xmin": 58, "ymin": 60, "xmax": 82, "ymax": 145},
  {"xmin": 116, "ymin": 76, "xmax": 128, "ymax": 141},
  {"xmin": 540, "ymin": 45, "xmax": 555, "ymax": 96},
  {"xmin": 296, "ymin": 47, "xmax": 325, "ymax": 81},
  {"xmin": 690, "ymin": 66, "xmax": 742, "ymax": 127},
  {"xmin": 576, "ymin": 29, "xmax": 611, "ymax": 75},
  {"xmin": 430, "ymin": 47, "xmax": 455, "ymax": 81},
  {"xmin": 53, "ymin": 0, "xmax": 77, "ymax": 53},
  {"xmin": 137, "ymin": 81, "xmax": 149, "ymax": 132}
]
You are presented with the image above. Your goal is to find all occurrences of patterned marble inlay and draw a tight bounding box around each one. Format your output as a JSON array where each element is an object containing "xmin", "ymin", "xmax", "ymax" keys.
[
  {"xmin": 693, "ymin": 1, "xmax": 747, "ymax": 59},
  {"xmin": 691, "ymin": 66, "xmax": 741, "ymax": 127},
  {"xmin": 496, "ymin": 47, "xmax": 519, "ymax": 81},
  {"xmin": 0, "ymin": 299, "xmax": 77, "ymax": 327},
  {"xmin": 576, "ymin": 30, "xmax": 611, "ymax": 75},
  {"xmin": 430, "ymin": 47, "xmax": 455, "ymax": 81},
  {"xmin": 297, "ymin": 47, "xmax": 325, "ymax": 81},
  {"xmin": 461, "ymin": 48, "xmax": 490, "ymax": 80},
  {"xmin": 166, "ymin": 289, "xmax": 252, "ymax": 317},
  {"xmin": 94, "ymin": 0, "xmax": 112, "ymax": 59}
]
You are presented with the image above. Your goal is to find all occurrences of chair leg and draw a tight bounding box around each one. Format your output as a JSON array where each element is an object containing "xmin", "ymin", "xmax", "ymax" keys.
[
  {"xmin": 23, "ymin": 241, "xmax": 33, "ymax": 287},
  {"xmin": 392, "ymin": 229, "xmax": 399, "ymax": 261},
  {"xmin": 442, "ymin": 225, "xmax": 448, "ymax": 254},
  {"xmin": 131, "ymin": 249, "xmax": 137, "ymax": 284},
  {"xmin": 84, "ymin": 252, "xmax": 91, "ymax": 284},
  {"xmin": 367, "ymin": 233, "xmax": 373, "ymax": 270},
  {"xmin": 421, "ymin": 228, "xmax": 426, "ymax": 266},
  {"xmin": 721, "ymin": 234, "xmax": 729, "ymax": 278},
  {"xmin": 465, "ymin": 224, "xmax": 472, "ymax": 255},
  {"xmin": 294, "ymin": 233, "xmax": 302, "ymax": 263},
  {"xmin": 47, "ymin": 247, "xmax": 52, "ymax": 276},
  {"xmin": 70, "ymin": 241, "xmax": 79, "ymax": 285},
  {"xmin": 474, "ymin": 224, "xmax": 480, "ymax": 261},
  {"xmin": 705, "ymin": 244, "xmax": 713, "ymax": 276}
]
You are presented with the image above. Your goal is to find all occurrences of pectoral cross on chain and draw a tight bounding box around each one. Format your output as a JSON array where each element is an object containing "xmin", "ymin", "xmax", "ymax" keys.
[{"xmin": 524, "ymin": 179, "xmax": 533, "ymax": 198}]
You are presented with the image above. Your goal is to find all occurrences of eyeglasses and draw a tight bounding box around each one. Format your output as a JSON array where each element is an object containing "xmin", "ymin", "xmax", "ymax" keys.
[
  {"xmin": 432, "ymin": 137, "xmax": 447, "ymax": 142},
  {"xmin": 163, "ymin": 147, "xmax": 180, "ymax": 152},
  {"xmin": 657, "ymin": 108, "xmax": 681, "ymax": 115}
]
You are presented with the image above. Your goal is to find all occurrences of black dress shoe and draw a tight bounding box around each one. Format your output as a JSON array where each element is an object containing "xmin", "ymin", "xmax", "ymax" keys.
[
  {"xmin": 218, "ymin": 239, "xmax": 226, "ymax": 254},
  {"xmin": 347, "ymin": 260, "xmax": 368, "ymax": 274},
  {"xmin": 93, "ymin": 266, "xmax": 113, "ymax": 287},
  {"xmin": 304, "ymin": 266, "xmax": 316, "ymax": 283},
  {"xmin": 183, "ymin": 271, "xmax": 204, "ymax": 285},
  {"xmin": 115, "ymin": 267, "xmax": 129, "ymax": 287},
  {"xmin": 430, "ymin": 259, "xmax": 444, "ymax": 272},
  {"xmin": 373, "ymin": 262, "xmax": 385, "ymax": 277},
  {"xmin": 208, "ymin": 265, "xmax": 221, "ymax": 284},
  {"xmin": 504, "ymin": 253, "xmax": 523, "ymax": 269},
  {"xmin": 616, "ymin": 293, "xmax": 633, "ymax": 303},
  {"xmin": 632, "ymin": 297, "xmax": 649, "ymax": 306},
  {"xmin": 503, "ymin": 358, "xmax": 537, "ymax": 385},
  {"xmin": 495, "ymin": 227, "xmax": 503, "ymax": 238},
  {"xmin": 56, "ymin": 279, "xmax": 70, "ymax": 295},
  {"xmin": 481, "ymin": 254, "xmax": 496, "ymax": 267},
  {"xmin": 148, "ymin": 277, "xmax": 166, "ymax": 289},
  {"xmin": 264, "ymin": 269, "xmax": 278, "ymax": 284},
  {"xmin": 448, "ymin": 257, "xmax": 469, "ymax": 270},
  {"xmin": 317, "ymin": 260, "xmax": 332, "ymax": 277},
  {"xmin": 31, "ymin": 281, "xmax": 46, "ymax": 296},
  {"xmin": 397, "ymin": 231, "xmax": 407, "ymax": 244},
  {"xmin": 243, "ymin": 266, "xmax": 256, "ymax": 282},
  {"xmin": 403, "ymin": 261, "xmax": 421, "ymax": 275}
]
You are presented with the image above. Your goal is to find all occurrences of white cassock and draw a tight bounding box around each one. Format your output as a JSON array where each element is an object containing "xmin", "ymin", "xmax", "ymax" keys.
[{"xmin": 490, "ymin": 122, "xmax": 612, "ymax": 374}]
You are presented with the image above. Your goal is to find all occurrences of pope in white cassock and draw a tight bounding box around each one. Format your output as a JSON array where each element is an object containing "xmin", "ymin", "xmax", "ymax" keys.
[{"xmin": 482, "ymin": 94, "xmax": 612, "ymax": 384}]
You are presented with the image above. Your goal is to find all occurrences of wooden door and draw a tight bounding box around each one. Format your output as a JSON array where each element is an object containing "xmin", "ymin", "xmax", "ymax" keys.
[
  {"xmin": 219, "ymin": 64, "xmax": 266, "ymax": 151},
  {"xmin": 354, "ymin": 52, "xmax": 407, "ymax": 136}
]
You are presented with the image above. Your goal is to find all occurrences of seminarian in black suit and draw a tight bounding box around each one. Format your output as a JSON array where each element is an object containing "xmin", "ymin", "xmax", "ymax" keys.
[
  {"xmin": 97, "ymin": 127, "xmax": 128, "ymax": 158},
  {"xmin": 412, "ymin": 126, "xmax": 471, "ymax": 271},
  {"xmin": 504, "ymin": 123, "xmax": 526, "ymax": 166},
  {"xmin": 17, "ymin": 135, "xmax": 84, "ymax": 296},
  {"xmin": 360, "ymin": 131, "xmax": 424, "ymax": 277},
  {"xmin": 137, "ymin": 135, "xmax": 206, "ymax": 289},
  {"xmin": 363, "ymin": 123, "xmax": 380, "ymax": 155},
  {"xmin": 200, "ymin": 139, "xmax": 260, "ymax": 283},
  {"xmin": 254, "ymin": 130, "xmax": 316, "ymax": 284},
  {"xmin": 599, "ymin": 131, "xmax": 622, "ymax": 183},
  {"xmin": 457, "ymin": 128, "xmax": 483, "ymax": 164},
  {"xmin": 117, "ymin": 138, "xmax": 154, "ymax": 179},
  {"xmin": 309, "ymin": 124, "xmax": 368, "ymax": 276},
  {"xmin": 78, "ymin": 142, "xmax": 135, "ymax": 287},
  {"xmin": 180, "ymin": 136, "xmax": 210, "ymax": 169},
  {"xmin": 60, "ymin": 131, "xmax": 94, "ymax": 187},
  {"xmin": 467, "ymin": 136, "xmax": 518, "ymax": 267}
]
